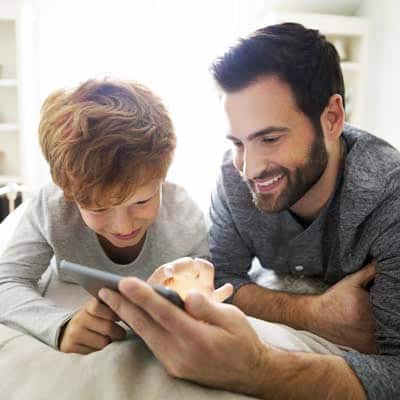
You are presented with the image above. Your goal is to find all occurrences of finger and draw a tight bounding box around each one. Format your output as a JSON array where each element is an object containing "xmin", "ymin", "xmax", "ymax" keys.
[
  {"xmin": 73, "ymin": 344, "xmax": 97, "ymax": 355},
  {"xmin": 169, "ymin": 257, "xmax": 195, "ymax": 274},
  {"xmin": 185, "ymin": 290, "xmax": 246, "ymax": 333},
  {"xmin": 349, "ymin": 263, "xmax": 376, "ymax": 287},
  {"xmin": 211, "ymin": 283, "xmax": 234, "ymax": 302},
  {"xmin": 84, "ymin": 313, "xmax": 126, "ymax": 341},
  {"xmin": 98, "ymin": 286, "xmax": 170, "ymax": 348},
  {"xmin": 195, "ymin": 258, "xmax": 214, "ymax": 280},
  {"xmin": 78, "ymin": 328, "xmax": 111, "ymax": 350},
  {"xmin": 147, "ymin": 264, "xmax": 174, "ymax": 285},
  {"xmin": 113, "ymin": 277, "xmax": 197, "ymax": 337},
  {"xmin": 86, "ymin": 297, "xmax": 120, "ymax": 321}
]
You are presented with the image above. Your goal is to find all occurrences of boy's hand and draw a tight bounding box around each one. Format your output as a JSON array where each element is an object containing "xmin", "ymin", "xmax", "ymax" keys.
[
  {"xmin": 147, "ymin": 257, "xmax": 233, "ymax": 302},
  {"xmin": 59, "ymin": 297, "xmax": 127, "ymax": 354}
]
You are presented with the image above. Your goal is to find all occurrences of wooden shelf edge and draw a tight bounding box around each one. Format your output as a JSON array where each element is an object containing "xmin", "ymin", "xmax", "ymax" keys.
[
  {"xmin": 0, "ymin": 175, "xmax": 23, "ymax": 185},
  {"xmin": 0, "ymin": 79, "xmax": 18, "ymax": 87},
  {"xmin": 0, "ymin": 123, "xmax": 18, "ymax": 132}
]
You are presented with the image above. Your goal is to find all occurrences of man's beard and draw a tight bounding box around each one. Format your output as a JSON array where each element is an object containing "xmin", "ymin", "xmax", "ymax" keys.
[{"xmin": 245, "ymin": 132, "xmax": 328, "ymax": 213}]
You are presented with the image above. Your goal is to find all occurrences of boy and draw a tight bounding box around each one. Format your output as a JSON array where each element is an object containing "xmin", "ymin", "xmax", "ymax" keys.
[{"xmin": 0, "ymin": 79, "xmax": 232, "ymax": 354}]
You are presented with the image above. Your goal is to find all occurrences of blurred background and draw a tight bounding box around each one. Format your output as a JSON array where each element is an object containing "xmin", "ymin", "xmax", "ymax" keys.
[{"xmin": 0, "ymin": 0, "xmax": 398, "ymax": 215}]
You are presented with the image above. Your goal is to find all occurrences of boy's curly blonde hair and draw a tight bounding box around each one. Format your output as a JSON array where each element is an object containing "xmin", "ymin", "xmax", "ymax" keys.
[{"xmin": 39, "ymin": 79, "xmax": 176, "ymax": 208}]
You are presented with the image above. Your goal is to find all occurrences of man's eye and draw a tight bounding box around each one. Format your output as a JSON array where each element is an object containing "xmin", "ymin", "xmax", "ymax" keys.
[
  {"xmin": 232, "ymin": 141, "xmax": 243, "ymax": 148},
  {"xmin": 262, "ymin": 136, "xmax": 280, "ymax": 143}
]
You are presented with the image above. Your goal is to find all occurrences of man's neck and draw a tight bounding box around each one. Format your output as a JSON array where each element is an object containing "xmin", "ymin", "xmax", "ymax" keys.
[{"xmin": 290, "ymin": 139, "xmax": 344, "ymax": 223}]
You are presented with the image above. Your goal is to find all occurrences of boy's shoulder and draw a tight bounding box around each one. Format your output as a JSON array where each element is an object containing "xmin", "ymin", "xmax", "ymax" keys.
[
  {"xmin": 159, "ymin": 182, "xmax": 204, "ymax": 225},
  {"xmin": 148, "ymin": 181, "xmax": 208, "ymax": 259},
  {"xmin": 30, "ymin": 181, "xmax": 81, "ymax": 227}
]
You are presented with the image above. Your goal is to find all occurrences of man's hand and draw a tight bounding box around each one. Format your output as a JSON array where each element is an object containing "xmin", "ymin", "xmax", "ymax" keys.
[
  {"xmin": 99, "ymin": 277, "xmax": 366, "ymax": 400},
  {"xmin": 147, "ymin": 257, "xmax": 233, "ymax": 302},
  {"xmin": 310, "ymin": 260, "xmax": 377, "ymax": 353},
  {"xmin": 99, "ymin": 278, "xmax": 268, "ymax": 396},
  {"xmin": 59, "ymin": 297, "xmax": 127, "ymax": 354}
]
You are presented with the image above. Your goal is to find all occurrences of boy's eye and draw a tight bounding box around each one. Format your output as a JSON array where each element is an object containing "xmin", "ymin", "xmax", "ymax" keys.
[
  {"xmin": 89, "ymin": 208, "xmax": 109, "ymax": 213},
  {"xmin": 136, "ymin": 199, "xmax": 150, "ymax": 205}
]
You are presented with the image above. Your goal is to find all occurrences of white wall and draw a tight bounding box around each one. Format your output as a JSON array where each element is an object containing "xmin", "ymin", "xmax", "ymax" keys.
[
  {"xmin": 356, "ymin": 0, "xmax": 400, "ymax": 149},
  {"xmin": 19, "ymin": 0, "xmax": 240, "ymax": 211},
  {"xmin": 17, "ymin": 0, "xmax": 378, "ymax": 210}
]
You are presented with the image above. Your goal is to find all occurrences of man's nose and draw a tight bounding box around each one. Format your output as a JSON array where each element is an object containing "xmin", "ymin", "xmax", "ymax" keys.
[{"xmin": 237, "ymin": 148, "xmax": 265, "ymax": 180}]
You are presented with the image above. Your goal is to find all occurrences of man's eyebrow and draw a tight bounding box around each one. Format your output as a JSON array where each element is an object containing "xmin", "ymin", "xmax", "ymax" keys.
[{"xmin": 226, "ymin": 126, "xmax": 290, "ymax": 142}]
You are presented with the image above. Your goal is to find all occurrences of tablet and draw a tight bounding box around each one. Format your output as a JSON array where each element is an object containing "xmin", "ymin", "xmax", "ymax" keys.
[{"xmin": 59, "ymin": 260, "xmax": 185, "ymax": 309}]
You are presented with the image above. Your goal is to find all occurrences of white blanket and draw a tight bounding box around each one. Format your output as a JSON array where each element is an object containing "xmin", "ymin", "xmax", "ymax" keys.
[{"xmin": 0, "ymin": 205, "xmax": 345, "ymax": 399}]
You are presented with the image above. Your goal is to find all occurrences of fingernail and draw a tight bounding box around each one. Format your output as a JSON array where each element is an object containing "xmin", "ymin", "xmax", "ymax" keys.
[{"xmin": 99, "ymin": 288, "xmax": 109, "ymax": 302}]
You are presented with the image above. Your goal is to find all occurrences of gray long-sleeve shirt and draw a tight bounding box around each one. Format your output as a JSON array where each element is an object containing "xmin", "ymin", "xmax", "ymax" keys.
[
  {"xmin": 209, "ymin": 124, "xmax": 400, "ymax": 400},
  {"xmin": 0, "ymin": 181, "xmax": 208, "ymax": 348}
]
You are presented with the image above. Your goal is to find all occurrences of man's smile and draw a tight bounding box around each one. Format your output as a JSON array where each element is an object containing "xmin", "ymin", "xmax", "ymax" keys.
[{"xmin": 253, "ymin": 174, "xmax": 285, "ymax": 193}]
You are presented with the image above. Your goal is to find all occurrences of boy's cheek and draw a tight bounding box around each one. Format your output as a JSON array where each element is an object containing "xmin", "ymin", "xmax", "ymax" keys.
[{"xmin": 81, "ymin": 214, "xmax": 107, "ymax": 233}]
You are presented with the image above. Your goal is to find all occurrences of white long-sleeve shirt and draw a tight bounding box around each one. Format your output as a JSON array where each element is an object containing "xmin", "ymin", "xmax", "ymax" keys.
[{"xmin": 0, "ymin": 181, "xmax": 208, "ymax": 348}]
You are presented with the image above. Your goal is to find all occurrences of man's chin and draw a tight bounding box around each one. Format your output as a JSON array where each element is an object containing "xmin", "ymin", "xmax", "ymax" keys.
[{"xmin": 252, "ymin": 193, "xmax": 286, "ymax": 214}]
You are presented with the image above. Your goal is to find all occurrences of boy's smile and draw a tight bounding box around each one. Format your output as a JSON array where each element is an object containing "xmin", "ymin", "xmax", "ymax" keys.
[{"xmin": 78, "ymin": 179, "xmax": 163, "ymax": 253}]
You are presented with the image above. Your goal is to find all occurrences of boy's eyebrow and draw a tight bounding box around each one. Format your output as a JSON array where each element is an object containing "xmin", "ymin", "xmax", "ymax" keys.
[
  {"xmin": 226, "ymin": 126, "xmax": 290, "ymax": 142},
  {"xmin": 86, "ymin": 188, "xmax": 160, "ymax": 210}
]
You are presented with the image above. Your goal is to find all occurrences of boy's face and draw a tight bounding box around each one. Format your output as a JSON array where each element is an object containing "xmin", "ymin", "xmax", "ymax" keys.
[
  {"xmin": 223, "ymin": 75, "xmax": 328, "ymax": 213},
  {"xmin": 78, "ymin": 179, "xmax": 162, "ymax": 248}
]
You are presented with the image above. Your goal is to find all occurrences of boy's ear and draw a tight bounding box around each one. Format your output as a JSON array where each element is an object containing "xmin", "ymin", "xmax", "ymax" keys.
[{"xmin": 320, "ymin": 94, "xmax": 345, "ymax": 142}]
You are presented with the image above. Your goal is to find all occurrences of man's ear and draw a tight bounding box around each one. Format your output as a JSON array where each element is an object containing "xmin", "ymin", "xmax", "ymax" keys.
[{"xmin": 320, "ymin": 94, "xmax": 345, "ymax": 143}]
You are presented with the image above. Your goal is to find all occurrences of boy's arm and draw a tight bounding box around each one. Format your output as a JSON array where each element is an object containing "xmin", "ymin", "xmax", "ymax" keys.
[{"xmin": 0, "ymin": 191, "xmax": 76, "ymax": 348}]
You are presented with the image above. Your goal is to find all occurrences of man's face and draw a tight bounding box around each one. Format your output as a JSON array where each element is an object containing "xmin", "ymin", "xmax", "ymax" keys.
[
  {"xmin": 78, "ymin": 179, "xmax": 162, "ymax": 248},
  {"xmin": 223, "ymin": 75, "xmax": 328, "ymax": 213}
]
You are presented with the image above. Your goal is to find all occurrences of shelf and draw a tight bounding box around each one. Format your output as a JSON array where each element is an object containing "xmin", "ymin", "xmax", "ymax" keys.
[
  {"xmin": 0, "ymin": 175, "xmax": 22, "ymax": 185},
  {"xmin": 0, "ymin": 79, "xmax": 17, "ymax": 87},
  {"xmin": 0, "ymin": 123, "xmax": 18, "ymax": 132}
]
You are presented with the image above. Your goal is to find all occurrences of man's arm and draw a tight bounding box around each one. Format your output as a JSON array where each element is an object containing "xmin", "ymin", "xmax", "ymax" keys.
[
  {"xmin": 233, "ymin": 262, "xmax": 377, "ymax": 354},
  {"xmin": 255, "ymin": 347, "xmax": 366, "ymax": 400},
  {"xmin": 210, "ymin": 171, "xmax": 376, "ymax": 353},
  {"xmin": 232, "ymin": 283, "xmax": 315, "ymax": 330},
  {"xmin": 100, "ymin": 277, "xmax": 367, "ymax": 400},
  {"xmin": 339, "ymin": 189, "xmax": 400, "ymax": 400}
]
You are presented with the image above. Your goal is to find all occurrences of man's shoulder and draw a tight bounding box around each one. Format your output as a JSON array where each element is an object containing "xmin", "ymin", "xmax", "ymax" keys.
[
  {"xmin": 339, "ymin": 125, "xmax": 400, "ymax": 236},
  {"xmin": 343, "ymin": 125, "xmax": 400, "ymax": 197}
]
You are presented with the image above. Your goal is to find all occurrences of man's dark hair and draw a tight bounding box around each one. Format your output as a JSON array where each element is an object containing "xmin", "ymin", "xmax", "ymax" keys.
[{"xmin": 210, "ymin": 23, "xmax": 345, "ymax": 133}]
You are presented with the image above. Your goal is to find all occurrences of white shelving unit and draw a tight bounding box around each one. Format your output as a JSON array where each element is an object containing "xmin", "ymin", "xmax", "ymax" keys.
[
  {"xmin": 258, "ymin": 12, "xmax": 369, "ymax": 127},
  {"xmin": 0, "ymin": 11, "xmax": 22, "ymax": 184}
]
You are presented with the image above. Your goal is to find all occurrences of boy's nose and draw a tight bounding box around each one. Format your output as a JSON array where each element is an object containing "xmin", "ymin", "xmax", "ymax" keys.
[{"xmin": 112, "ymin": 211, "xmax": 135, "ymax": 235}]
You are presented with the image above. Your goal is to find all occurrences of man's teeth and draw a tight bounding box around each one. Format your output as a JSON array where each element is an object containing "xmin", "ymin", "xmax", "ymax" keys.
[{"xmin": 258, "ymin": 174, "xmax": 283, "ymax": 186}]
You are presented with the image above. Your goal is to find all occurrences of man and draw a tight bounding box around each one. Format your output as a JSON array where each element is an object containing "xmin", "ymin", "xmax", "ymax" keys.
[{"xmin": 100, "ymin": 23, "xmax": 400, "ymax": 399}]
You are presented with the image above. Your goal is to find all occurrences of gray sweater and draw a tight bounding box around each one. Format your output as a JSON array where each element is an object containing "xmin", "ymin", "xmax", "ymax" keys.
[
  {"xmin": 0, "ymin": 181, "xmax": 208, "ymax": 348},
  {"xmin": 209, "ymin": 124, "xmax": 400, "ymax": 400}
]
